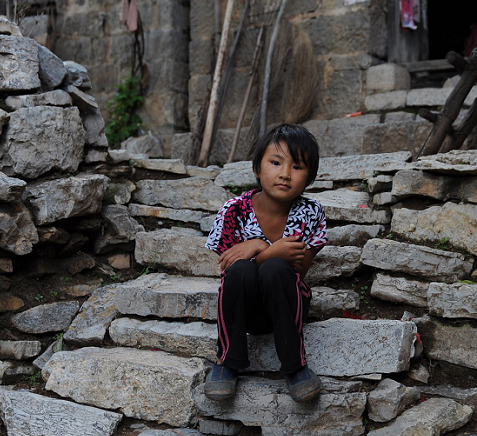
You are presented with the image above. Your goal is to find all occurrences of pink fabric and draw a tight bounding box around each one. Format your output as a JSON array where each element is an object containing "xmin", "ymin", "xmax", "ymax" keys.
[
  {"xmin": 120, "ymin": 0, "xmax": 138, "ymax": 32},
  {"xmin": 217, "ymin": 271, "xmax": 229, "ymax": 362}
]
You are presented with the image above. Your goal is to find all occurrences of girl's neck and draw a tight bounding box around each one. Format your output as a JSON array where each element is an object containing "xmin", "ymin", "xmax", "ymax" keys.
[{"xmin": 253, "ymin": 190, "xmax": 294, "ymax": 217}]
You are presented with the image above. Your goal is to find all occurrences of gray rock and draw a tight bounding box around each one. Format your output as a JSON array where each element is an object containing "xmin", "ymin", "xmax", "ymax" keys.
[
  {"xmin": 361, "ymin": 239, "xmax": 473, "ymax": 283},
  {"xmin": 43, "ymin": 347, "xmax": 208, "ymax": 425},
  {"xmin": 391, "ymin": 203, "xmax": 477, "ymax": 256},
  {"xmin": 64, "ymin": 284, "xmax": 119, "ymax": 345},
  {"xmin": 186, "ymin": 165, "xmax": 221, "ymax": 179},
  {"xmin": 84, "ymin": 149, "xmax": 108, "ymax": 163},
  {"xmin": 93, "ymin": 229, "xmax": 135, "ymax": 255},
  {"xmin": 414, "ymin": 315, "xmax": 477, "ymax": 369},
  {"xmin": 5, "ymin": 90, "xmax": 73, "ymax": 110},
  {"xmin": 309, "ymin": 287, "xmax": 359, "ymax": 317},
  {"xmin": 139, "ymin": 430, "xmax": 201, "ymax": 436},
  {"xmin": 418, "ymin": 149, "xmax": 477, "ymax": 166},
  {"xmin": 129, "ymin": 203, "xmax": 208, "ymax": 224},
  {"xmin": 408, "ymin": 364, "xmax": 430, "ymax": 384},
  {"xmin": 108, "ymin": 149, "xmax": 130, "ymax": 163},
  {"xmin": 367, "ymin": 175, "xmax": 393, "ymax": 194},
  {"xmin": 193, "ymin": 377, "xmax": 366, "ymax": 435},
  {"xmin": 364, "ymin": 91, "xmax": 407, "ymax": 111},
  {"xmin": 370, "ymin": 274, "xmax": 428, "ymax": 307},
  {"xmin": 0, "ymin": 201, "xmax": 39, "ymax": 255},
  {"xmin": 0, "ymin": 109, "xmax": 9, "ymax": 134},
  {"xmin": 0, "ymin": 16, "xmax": 22, "ymax": 36},
  {"xmin": 22, "ymin": 174, "xmax": 109, "ymax": 225},
  {"xmin": 305, "ymin": 180, "xmax": 334, "ymax": 191},
  {"xmin": 65, "ymin": 84, "xmax": 99, "ymax": 112},
  {"xmin": 0, "ymin": 388, "xmax": 122, "ymax": 436},
  {"xmin": 81, "ymin": 107, "xmax": 107, "ymax": 147},
  {"xmin": 33, "ymin": 339, "xmax": 64, "ymax": 370},
  {"xmin": 198, "ymin": 419, "xmax": 243, "ymax": 436},
  {"xmin": 37, "ymin": 43, "xmax": 67, "ymax": 91},
  {"xmin": 315, "ymin": 152, "xmax": 412, "ymax": 181},
  {"xmin": 368, "ymin": 397, "xmax": 472, "ymax": 436},
  {"xmin": 214, "ymin": 161, "xmax": 257, "ymax": 188},
  {"xmin": 307, "ymin": 246, "xmax": 363, "ymax": 284},
  {"xmin": 367, "ymin": 378, "xmax": 420, "ymax": 423},
  {"xmin": 373, "ymin": 192, "xmax": 399, "ymax": 206},
  {"xmin": 63, "ymin": 60, "xmax": 92, "ymax": 90},
  {"xmin": 109, "ymin": 318, "xmax": 217, "ymax": 361},
  {"xmin": 105, "ymin": 182, "xmax": 136, "ymax": 205},
  {"xmin": 385, "ymin": 111, "xmax": 416, "ymax": 122},
  {"xmin": 0, "ymin": 36, "xmax": 40, "ymax": 92},
  {"xmin": 134, "ymin": 178, "xmax": 230, "ymax": 212},
  {"xmin": 121, "ymin": 134, "xmax": 164, "ymax": 158},
  {"xmin": 0, "ymin": 340, "xmax": 42, "ymax": 360},
  {"xmin": 133, "ymin": 158, "xmax": 187, "ymax": 174},
  {"xmin": 11, "ymin": 301, "xmax": 79, "ymax": 334},
  {"xmin": 419, "ymin": 385, "xmax": 477, "ymax": 410},
  {"xmin": 366, "ymin": 64, "xmax": 410, "ymax": 93},
  {"xmin": 428, "ymin": 282, "xmax": 477, "ymax": 319},
  {"xmin": 411, "ymin": 158, "xmax": 477, "ymax": 175},
  {"xmin": 114, "ymin": 273, "xmax": 219, "ymax": 320},
  {"xmin": 0, "ymin": 106, "xmax": 84, "ymax": 179},
  {"xmin": 37, "ymin": 226, "xmax": 69, "ymax": 244},
  {"xmin": 406, "ymin": 87, "xmax": 452, "ymax": 107},
  {"xmin": 101, "ymin": 205, "xmax": 144, "ymax": 239},
  {"xmin": 306, "ymin": 190, "xmax": 391, "ymax": 224},
  {"xmin": 328, "ymin": 224, "xmax": 384, "ymax": 246},
  {"xmin": 391, "ymin": 170, "xmax": 477, "ymax": 203},
  {"xmin": 135, "ymin": 230, "xmax": 221, "ymax": 277}
]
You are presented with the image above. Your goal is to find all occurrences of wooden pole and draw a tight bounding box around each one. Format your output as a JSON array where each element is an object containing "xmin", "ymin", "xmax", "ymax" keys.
[
  {"xmin": 259, "ymin": 0, "xmax": 287, "ymax": 136},
  {"xmin": 198, "ymin": 0, "xmax": 235, "ymax": 167}
]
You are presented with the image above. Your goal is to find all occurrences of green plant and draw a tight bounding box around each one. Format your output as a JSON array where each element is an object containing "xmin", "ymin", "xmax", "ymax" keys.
[
  {"xmin": 360, "ymin": 181, "xmax": 368, "ymax": 192},
  {"xmin": 459, "ymin": 280, "xmax": 476, "ymax": 284},
  {"xmin": 105, "ymin": 75, "xmax": 144, "ymax": 148},
  {"xmin": 50, "ymin": 290, "xmax": 58, "ymax": 298},
  {"xmin": 142, "ymin": 266, "xmax": 153, "ymax": 275},
  {"xmin": 434, "ymin": 237, "xmax": 450, "ymax": 251},
  {"xmin": 34, "ymin": 293, "xmax": 44, "ymax": 302},
  {"xmin": 53, "ymin": 333, "xmax": 64, "ymax": 341},
  {"xmin": 29, "ymin": 371, "xmax": 43, "ymax": 387},
  {"xmin": 110, "ymin": 273, "xmax": 124, "ymax": 282}
]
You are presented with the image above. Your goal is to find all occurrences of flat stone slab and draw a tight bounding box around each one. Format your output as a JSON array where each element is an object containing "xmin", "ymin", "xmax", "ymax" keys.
[
  {"xmin": 138, "ymin": 431, "xmax": 201, "ymax": 436},
  {"xmin": 213, "ymin": 161, "xmax": 257, "ymax": 188},
  {"xmin": 114, "ymin": 273, "xmax": 219, "ymax": 320},
  {"xmin": 128, "ymin": 203, "xmax": 208, "ymax": 224},
  {"xmin": 361, "ymin": 239, "xmax": 473, "ymax": 283},
  {"xmin": 370, "ymin": 274, "xmax": 428, "ymax": 307},
  {"xmin": 43, "ymin": 347, "xmax": 208, "ymax": 426},
  {"xmin": 0, "ymin": 340, "xmax": 41, "ymax": 360},
  {"xmin": 314, "ymin": 152, "xmax": 412, "ymax": 181},
  {"xmin": 193, "ymin": 377, "xmax": 366, "ymax": 435},
  {"xmin": 0, "ymin": 172, "xmax": 27, "ymax": 202},
  {"xmin": 133, "ymin": 177, "xmax": 231, "ymax": 212},
  {"xmin": 0, "ymin": 387, "xmax": 122, "ymax": 436},
  {"xmin": 327, "ymin": 224, "xmax": 384, "ymax": 246},
  {"xmin": 133, "ymin": 158, "xmax": 187, "ymax": 174},
  {"xmin": 309, "ymin": 287, "xmax": 359, "ymax": 316},
  {"xmin": 427, "ymin": 282, "xmax": 477, "ymax": 319},
  {"xmin": 418, "ymin": 149, "xmax": 477, "ymax": 166},
  {"xmin": 368, "ymin": 397, "xmax": 472, "ymax": 436},
  {"xmin": 135, "ymin": 230, "xmax": 221, "ymax": 277},
  {"xmin": 414, "ymin": 315, "xmax": 477, "ymax": 369},
  {"xmin": 306, "ymin": 190, "xmax": 391, "ymax": 224},
  {"xmin": 248, "ymin": 319, "xmax": 416, "ymax": 376},
  {"xmin": 5, "ymin": 90, "xmax": 72, "ymax": 110},
  {"xmin": 391, "ymin": 203, "xmax": 477, "ymax": 256}
]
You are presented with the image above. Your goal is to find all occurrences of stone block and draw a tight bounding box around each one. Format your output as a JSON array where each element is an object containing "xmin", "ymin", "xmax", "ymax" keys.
[
  {"xmin": 37, "ymin": 43, "xmax": 67, "ymax": 91},
  {"xmin": 121, "ymin": 134, "xmax": 164, "ymax": 158},
  {"xmin": 371, "ymin": 274, "xmax": 428, "ymax": 307},
  {"xmin": 364, "ymin": 91, "xmax": 407, "ymax": 111},
  {"xmin": 198, "ymin": 419, "xmax": 243, "ymax": 436},
  {"xmin": 0, "ymin": 172, "xmax": 26, "ymax": 202},
  {"xmin": 406, "ymin": 87, "xmax": 452, "ymax": 107},
  {"xmin": 309, "ymin": 287, "xmax": 360, "ymax": 317},
  {"xmin": 113, "ymin": 273, "xmax": 219, "ymax": 320},
  {"xmin": 367, "ymin": 175, "xmax": 393, "ymax": 194},
  {"xmin": 133, "ymin": 158, "xmax": 186, "ymax": 174},
  {"xmin": 384, "ymin": 111, "xmax": 416, "ymax": 122},
  {"xmin": 0, "ymin": 340, "xmax": 41, "ymax": 360},
  {"xmin": 325, "ymin": 69, "xmax": 364, "ymax": 119},
  {"xmin": 63, "ymin": 60, "xmax": 92, "ymax": 90},
  {"xmin": 105, "ymin": 182, "xmax": 135, "ymax": 205},
  {"xmin": 391, "ymin": 203, "xmax": 477, "ymax": 256},
  {"xmin": 186, "ymin": 165, "xmax": 221, "ymax": 179},
  {"xmin": 366, "ymin": 64, "xmax": 410, "ymax": 94},
  {"xmin": 129, "ymin": 203, "xmax": 208, "ymax": 224},
  {"xmin": 43, "ymin": 347, "xmax": 208, "ymax": 425},
  {"xmin": 428, "ymin": 282, "xmax": 477, "ymax": 319},
  {"xmin": 373, "ymin": 192, "xmax": 399, "ymax": 205},
  {"xmin": 361, "ymin": 238, "xmax": 473, "ymax": 283},
  {"xmin": 5, "ymin": 90, "xmax": 72, "ymax": 110},
  {"xmin": 214, "ymin": 161, "xmax": 257, "ymax": 188}
]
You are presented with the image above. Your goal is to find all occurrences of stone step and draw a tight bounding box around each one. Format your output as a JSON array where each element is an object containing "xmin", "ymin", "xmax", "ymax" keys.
[
  {"xmin": 193, "ymin": 376, "xmax": 367, "ymax": 436},
  {"xmin": 109, "ymin": 317, "xmax": 416, "ymax": 377},
  {"xmin": 0, "ymin": 387, "xmax": 122, "ymax": 436},
  {"xmin": 42, "ymin": 347, "xmax": 208, "ymax": 426}
]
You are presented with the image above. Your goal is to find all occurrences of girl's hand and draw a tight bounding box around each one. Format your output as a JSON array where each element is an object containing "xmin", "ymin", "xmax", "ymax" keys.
[
  {"xmin": 218, "ymin": 239, "xmax": 269, "ymax": 270},
  {"xmin": 264, "ymin": 236, "xmax": 307, "ymax": 264}
]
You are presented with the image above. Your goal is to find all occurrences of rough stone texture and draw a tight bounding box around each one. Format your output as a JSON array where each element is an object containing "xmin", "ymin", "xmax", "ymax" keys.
[
  {"xmin": 0, "ymin": 294, "xmax": 23, "ymax": 312},
  {"xmin": 133, "ymin": 158, "xmax": 187, "ymax": 174},
  {"xmin": 84, "ymin": 149, "xmax": 108, "ymax": 163},
  {"xmin": 135, "ymin": 230, "xmax": 221, "ymax": 277},
  {"xmin": 121, "ymin": 134, "xmax": 164, "ymax": 158},
  {"xmin": 114, "ymin": 273, "xmax": 219, "ymax": 320},
  {"xmin": 198, "ymin": 419, "xmax": 243, "ymax": 436},
  {"xmin": 367, "ymin": 175, "xmax": 393, "ymax": 194},
  {"xmin": 64, "ymin": 284, "xmax": 119, "ymax": 345},
  {"xmin": 327, "ymin": 224, "xmax": 384, "ymax": 246},
  {"xmin": 418, "ymin": 149, "xmax": 477, "ymax": 166},
  {"xmin": 307, "ymin": 246, "xmax": 363, "ymax": 284},
  {"xmin": 101, "ymin": 205, "xmax": 144, "ymax": 240},
  {"xmin": 370, "ymin": 274, "xmax": 428, "ymax": 307},
  {"xmin": 391, "ymin": 169, "xmax": 477, "ymax": 203},
  {"xmin": 361, "ymin": 239, "xmax": 474, "ymax": 283},
  {"xmin": 367, "ymin": 397, "xmax": 472, "ymax": 436},
  {"xmin": 33, "ymin": 339, "xmax": 64, "ymax": 370},
  {"xmin": 419, "ymin": 385, "xmax": 477, "ymax": 410},
  {"xmin": 364, "ymin": 91, "xmax": 407, "ymax": 111},
  {"xmin": 372, "ymin": 192, "xmax": 399, "ymax": 206},
  {"xmin": 63, "ymin": 60, "xmax": 92, "ymax": 90},
  {"xmin": 366, "ymin": 64, "xmax": 410, "ymax": 94},
  {"xmin": 0, "ymin": 201, "xmax": 39, "ymax": 255},
  {"xmin": 0, "ymin": 341, "xmax": 41, "ymax": 360},
  {"xmin": 411, "ymin": 158, "xmax": 477, "ymax": 175},
  {"xmin": 105, "ymin": 182, "xmax": 135, "ymax": 205},
  {"xmin": 406, "ymin": 87, "xmax": 453, "ymax": 107},
  {"xmin": 37, "ymin": 43, "xmax": 66, "ymax": 91},
  {"xmin": 11, "ymin": 301, "xmax": 79, "ymax": 334},
  {"xmin": 0, "ymin": 35, "xmax": 40, "ymax": 91},
  {"xmin": 193, "ymin": 377, "xmax": 366, "ymax": 435},
  {"xmin": 309, "ymin": 287, "xmax": 359, "ymax": 317},
  {"xmin": 0, "ymin": 106, "xmax": 85, "ymax": 179},
  {"xmin": 427, "ymin": 282, "xmax": 477, "ymax": 319},
  {"xmin": 81, "ymin": 108, "xmax": 108, "ymax": 147},
  {"xmin": 0, "ymin": 387, "xmax": 122, "ymax": 436},
  {"xmin": 129, "ymin": 203, "xmax": 208, "ymax": 224},
  {"xmin": 414, "ymin": 315, "xmax": 477, "ymax": 369},
  {"xmin": 247, "ymin": 319, "xmax": 416, "ymax": 376},
  {"xmin": 22, "ymin": 174, "xmax": 110, "ymax": 225},
  {"xmin": 5, "ymin": 90, "xmax": 73, "ymax": 110},
  {"xmin": 0, "ymin": 109, "xmax": 9, "ymax": 133},
  {"xmin": 139, "ymin": 431, "xmax": 201, "ymax": 436},
  {"xmin": 65, "ymin": 85, "xmax": 99, "ymax": 112},
  {"xmin": 214, "ymin": 161, "xmax": 257, "ymax": 188},
  {"xmin": 186, "ymin": 165, "xmax": 221, "ymax": 179},
  {"xmin": 306, "ymin": 190, "xmax": 391, "ymax": 224},
  {"xmin": 315, "ymin": 152, "xmax": 411, "ymax": 182},
  {"xmin": 0, "ymin": 16, "xmax": 22, "ymax": 36},
  {"xmin": 391, "ymin": 203, "xmax": 477, "ymax": 256},
  {"xmin": 43, "ymin": 347, "xmax": 208, "ymax": 426},
  {"xmin": 133, "ymin": 178, "xmax": 230, "ymax": 212},
  {"xmin": 109, "ymin": 318, "xmax": 217, "ymax": 361},
  {"xmin": 37, "ymin": 226, "xmax": 69, "ymax": 245},
  {"xmin": 367, "ymin": 378, "xmax": 420, "ymax": 423}
]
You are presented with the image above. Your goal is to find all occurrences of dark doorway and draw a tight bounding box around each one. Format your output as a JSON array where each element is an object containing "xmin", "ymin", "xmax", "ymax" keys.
[{"xmin": 428, "ymin": 0, "xmax": 477, "ymax": 59}]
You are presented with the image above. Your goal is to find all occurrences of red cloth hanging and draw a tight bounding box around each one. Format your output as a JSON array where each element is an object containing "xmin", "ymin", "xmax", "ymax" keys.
[{"xmin": 120, "ymin": 0, "xmax": 138, "ymax": 32}]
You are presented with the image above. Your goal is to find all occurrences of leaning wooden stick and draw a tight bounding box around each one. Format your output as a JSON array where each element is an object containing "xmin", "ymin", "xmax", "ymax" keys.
[
  {"xmin": 198, "ymin": 0, "xmax": 235, "ymax": 167},
  {"xmin": 259, "ymin": 0, "xmax": 288, "ymax": 136}
]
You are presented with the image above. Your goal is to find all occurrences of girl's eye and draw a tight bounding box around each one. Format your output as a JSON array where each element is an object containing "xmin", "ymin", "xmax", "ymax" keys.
[
  {"xmin": 293, "ymin": 165, "xmax": 302, "ymax": 170},
  {"xmin": 271, "ymin": 160, "xmax": 280, "ymax": 166}
]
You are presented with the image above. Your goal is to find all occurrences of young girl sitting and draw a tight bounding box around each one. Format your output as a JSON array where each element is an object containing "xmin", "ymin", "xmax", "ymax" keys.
[{"xmin": 204, "ymin": 124, "xmax": 327, "ymax": 403}]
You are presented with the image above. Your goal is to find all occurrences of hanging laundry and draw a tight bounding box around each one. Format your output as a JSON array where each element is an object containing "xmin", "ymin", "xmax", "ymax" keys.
[
  {"xmin": 400, "ymin": 0, "xmax": 417, "ymax": 30},
  {"xmin": 120, "ymin": 0, "xmax": 138, "ymax": 32}
]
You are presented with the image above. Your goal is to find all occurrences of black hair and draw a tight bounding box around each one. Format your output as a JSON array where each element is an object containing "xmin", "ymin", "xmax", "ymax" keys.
[{"xmin": 252, "ymin": 124, "xmax": 320, "ymax": 187}]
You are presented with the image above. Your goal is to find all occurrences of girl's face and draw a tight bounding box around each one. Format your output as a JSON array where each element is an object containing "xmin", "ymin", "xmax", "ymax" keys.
[{"xmin": 255, "ymin": 141, "xmax": 309, "ymax": 204}]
